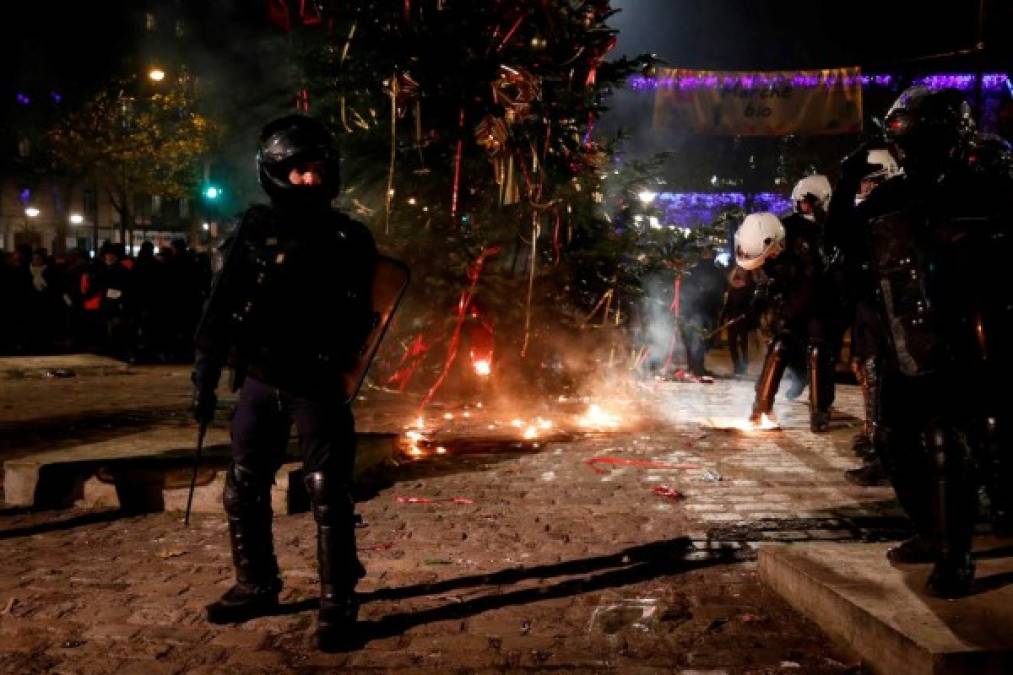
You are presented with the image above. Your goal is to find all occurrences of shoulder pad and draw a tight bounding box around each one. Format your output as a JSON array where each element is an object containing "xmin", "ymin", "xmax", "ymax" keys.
[{"xmin": 335, "ymin": 212, "xmax": 376, "ymax": 251}]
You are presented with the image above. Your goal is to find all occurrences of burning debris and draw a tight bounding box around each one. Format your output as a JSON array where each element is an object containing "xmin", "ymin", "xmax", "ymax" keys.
[
  {"xmin": 703, "ymin": 414, "xmax": 781, "ymax": 432},
  {"xmin": 577, "ymin": 403, "xmax": 623, "ymax": 430}
]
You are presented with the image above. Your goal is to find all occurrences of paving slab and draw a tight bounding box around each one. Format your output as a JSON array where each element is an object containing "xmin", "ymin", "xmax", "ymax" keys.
[
  {"xmin": 4, "ymin": 427, "xmax": 396, "ymax": 511},
  {"xmin": 759, "ymin": 540, "xmax": 1013, "ymax": 675},
  {"xmin": 0, "ymin": 354, "xmax": 129, "ymax": 379}
]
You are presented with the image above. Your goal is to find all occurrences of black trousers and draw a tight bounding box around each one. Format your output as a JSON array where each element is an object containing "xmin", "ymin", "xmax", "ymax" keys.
[
  {"xmin": 727, "ymin": 323, "xmax": 749, "ymax": 373},
  {"xmin": 878, "ymin": 370, "xmax": 976, "ymax": 564},
  {"xmin": 231, "ymin": 376, "xmax": 355, "ymax": 481}
]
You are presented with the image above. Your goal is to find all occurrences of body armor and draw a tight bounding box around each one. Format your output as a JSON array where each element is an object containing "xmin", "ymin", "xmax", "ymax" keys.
[{"xmin": 195, "ymin": 205, "xmax": 377, "ymax": 399}]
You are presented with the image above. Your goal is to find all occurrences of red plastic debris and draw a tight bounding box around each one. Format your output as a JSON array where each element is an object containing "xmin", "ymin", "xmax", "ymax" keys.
[
  {"xmin": 651, "ymin": 485, "xmax": 683, "ymax": 501},
  {"xmin": 584, "ymin": 457, "xmax": 700, "ymax": 475},
  {"xmin": 359, "ymin": 542, "xmax": 395, "ymax": 552}
]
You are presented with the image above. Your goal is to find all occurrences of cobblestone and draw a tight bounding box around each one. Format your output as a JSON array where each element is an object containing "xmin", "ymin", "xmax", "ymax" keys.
[{"xmin": 0, "ymin": 360, "xmax": 895, "ymax": 672}]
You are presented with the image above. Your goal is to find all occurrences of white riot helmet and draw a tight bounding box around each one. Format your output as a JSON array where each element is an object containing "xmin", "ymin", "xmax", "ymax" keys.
[
  {"xmin": 791, "ymin": 174, "xmax": 832, "ymax": 221},
  {"xmin": 735, "ymin": 212, "xmax": 785, "ymax": 271},
  {"xmin": 856, "ymin": 148, "xmax": 902, "ymax": 204}
]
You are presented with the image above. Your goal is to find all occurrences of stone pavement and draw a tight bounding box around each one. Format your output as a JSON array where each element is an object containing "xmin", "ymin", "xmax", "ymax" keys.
[{"xmin": 0, "ymin": 360, "xmax": 900, "ymax": 673}]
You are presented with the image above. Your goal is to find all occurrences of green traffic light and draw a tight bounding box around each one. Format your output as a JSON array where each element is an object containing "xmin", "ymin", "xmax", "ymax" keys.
[{"xmin": 204, "ymin": 186, "xmax": 222, "ymax": 200}]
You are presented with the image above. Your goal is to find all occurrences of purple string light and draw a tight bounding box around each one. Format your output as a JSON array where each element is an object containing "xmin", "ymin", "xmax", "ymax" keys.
[
  {"xmin": 655, "ymin": 192, "xmax": 793, "ymax": 227},
  {"xmin": 15, "ymin": 92, "xmax": 30, "ymax": 105},
  {"xmin": 630, "ymin": 72, "xmax": 1011, "ymax": 93}
]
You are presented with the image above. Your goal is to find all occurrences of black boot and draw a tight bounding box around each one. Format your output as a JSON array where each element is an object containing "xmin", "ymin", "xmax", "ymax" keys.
[
  {"xmin": 808, "ymin": 340, "xmax": 834, "ymax": 433},
  {"xmin": 844, "ymin": 457, "xmax": 889, "ymax": 486},
  {"xmin": 926, "ymin": 553, "xmax": 975, "ymax": 599},
  {"xmin": 304, "ymin": 470, "xmax": 366, "ymax": 652},
  {"xmin": 810, "ymin": 410, "xmax": 831, "ymax": 433},
  {"xmin": 852, "ymin": 433, "xmax": 874, "ymax": 457},
  {"xmin": 886, "ymin": 535, "xmax": 934, "ymax": 564},
  {"xmin": 206, "ymin": 464, "xmax": 282, "ymax": 624},
  {"xmin": 923, "ymin": 425, "xmax": 976, "ymax": 599}
]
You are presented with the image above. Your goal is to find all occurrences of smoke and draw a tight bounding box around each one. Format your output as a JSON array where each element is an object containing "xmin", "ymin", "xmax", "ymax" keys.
[{"xmin": 637, "ymin": 272, "xmax": 680, "ymax": 374}]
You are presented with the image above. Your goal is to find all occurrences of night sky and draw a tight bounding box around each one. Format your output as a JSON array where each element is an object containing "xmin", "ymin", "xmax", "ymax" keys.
[{"xmin": 609, "ymin": 0, "xmax": 989, "ymax": 71}]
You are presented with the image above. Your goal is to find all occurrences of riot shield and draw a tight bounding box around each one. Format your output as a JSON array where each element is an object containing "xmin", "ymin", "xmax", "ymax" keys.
[{"xmin": 342, "ymin": 255, "xmax": 410, "ymax": 404}]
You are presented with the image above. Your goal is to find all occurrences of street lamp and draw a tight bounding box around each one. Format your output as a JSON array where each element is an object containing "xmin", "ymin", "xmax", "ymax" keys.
[
  {"xmin": 69, "ymin": 213, "xmax": 84, "ymax": 225},
  {"xmin": 25, "ymin": 207, "xmax": 40, "ymax": 218},
  {"xmin": 637, "ymin": 190, "xmax": 657, "ymax": 205},
  {"xmin": 148, "ymin": 68, "xmax": 166, "ymax": 82}
]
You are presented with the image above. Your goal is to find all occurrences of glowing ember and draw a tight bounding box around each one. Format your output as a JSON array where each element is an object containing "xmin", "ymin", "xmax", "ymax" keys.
[
  {"xmin": 703, "ymin": 414, "xmax": 781, "ymax": 432},
  {"xmin": 436, "ymin": 446, "xmax": 448, "ymax": 455},
  {"xmin": 443, "ymin": 412, "xmax": 454, "ymax": 420},
  {"xmin": 408, "ymin": 446, "xmax": 424, "ymax": 457},
  {"xmin": 511, "ymin": 419, "xmax": 524, "ymax": 428},
  {"xmin": 405, "ymin": 430, "xmax": 423, "ymax": 442},
  {"xmin": 473, "ymin": 359, "xmax": 492, "ymax": 377},
  {"xmin": 462, "ymin": 411, "xmax": 471, "ymax": 418},
  {"xmin": 523, "ymin": 425, "xmax": 539, "ymax": 440},
  {"xmin": 577, "ymin": 404, "xmax": 622, "ymax": 430}
]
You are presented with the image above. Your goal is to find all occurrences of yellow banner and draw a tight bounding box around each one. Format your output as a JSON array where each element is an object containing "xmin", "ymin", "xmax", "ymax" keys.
[{"xmin": 653, "ymin": 67, "xmax": 863, "ymax": 136}]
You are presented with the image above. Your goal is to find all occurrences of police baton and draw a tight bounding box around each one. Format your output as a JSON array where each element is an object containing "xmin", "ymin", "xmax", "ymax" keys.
[
  {"xmin": 704, "ymin": 313, "xmax": 747, "ymax": 339},
  {"xmin": 184, "ymin": 422, "xmax": 208, "ymax": 527}
]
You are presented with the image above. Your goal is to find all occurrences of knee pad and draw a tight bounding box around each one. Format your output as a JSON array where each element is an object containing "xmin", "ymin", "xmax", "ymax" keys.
[
  {"xmin": 223, "ymin": 462, "xmax": 273, "ymax": 516},
  {"xmin": 303, "ymin": 470, "xmax": 355, "ymax": 526}
]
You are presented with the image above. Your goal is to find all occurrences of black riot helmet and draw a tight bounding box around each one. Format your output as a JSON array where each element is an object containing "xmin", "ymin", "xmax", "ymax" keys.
[
  {"xmin": 884, "ymin": 86, "xmax": 974, "ymax": 174},
  {"xmin": 256, "ymin": 115, "xmax": 340, "ymax": 209}
]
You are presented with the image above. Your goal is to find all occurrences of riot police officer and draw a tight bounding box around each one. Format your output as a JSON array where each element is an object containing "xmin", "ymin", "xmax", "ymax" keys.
[
  {"xmin": 828, "ymin": 87, "xmax": 1012, "ymax": 597},
  {"xmin": 191, "ymin": 115, "xmax": 377, "ymax": 649},
  {"xmin": 736, "ymin": 194, "xmax": 838, "ymax": 432},
  {"xmin": 832, "ymin": 147, "xmax": 900, "ymax": 486}
]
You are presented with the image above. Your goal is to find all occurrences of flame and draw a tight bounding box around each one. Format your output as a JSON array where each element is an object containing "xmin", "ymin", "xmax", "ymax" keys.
[
  {"xmin": 523, "ymin": 425, "xmax": 539, "ymax": 440},
  {"xmin": 705, "ymin": 414, "xmax": 780, "ymax": 432},
  {"xmin": 474, "ymin": 359, "xmax": 492, "ymax": 377},
  {"xmin": 537, "ymin": 418, "xmax": 553, "ymax": 430},
  {"xmin": 577, "ymin": 404, "xmax": 622, "ymax": 430},
  {"xmin": 443, "ymin": 412, "xmax": 454, "ymax": 421},
  {"xmin": 413, "ymin": 416, "xmax": 425, "ymax": 429},
  {"xmin": 436, "ymin": 446, "xmax": 448, "ymax": 455},
  {"xmin": 511, "ymin": 419, "xmax": 524, "ymax": 428}
]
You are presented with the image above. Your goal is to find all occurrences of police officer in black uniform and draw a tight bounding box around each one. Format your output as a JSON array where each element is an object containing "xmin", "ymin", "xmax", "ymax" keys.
[
  {"xmin": 191, "ymin": 115, "xmax": 377, "ymax": 649},
  {"xmin": 828, "ymin": 87, "xmax": 1012, "ymax": 597}
]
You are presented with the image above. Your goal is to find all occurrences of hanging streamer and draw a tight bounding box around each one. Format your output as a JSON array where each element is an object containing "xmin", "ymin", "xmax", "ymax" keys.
[
  {"xmin": 661, "ymin": 275, "xmax": 683, "ymax": 374},
  {"xmin": 450, "ymin": 108, "xmax": 465, "ymax": 221},
  {"xmin": 520, "ymin": 213, "xmax": 540, "ymax": 357},
  {"xmin": 385, "ymin": 73, "xmax": 398, "ymax": 234},
  {"xmin": 419, "ymin": 246, "xmax": 502, "ymax": 411}
]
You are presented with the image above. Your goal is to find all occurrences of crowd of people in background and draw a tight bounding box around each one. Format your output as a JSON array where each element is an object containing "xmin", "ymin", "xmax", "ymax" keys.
[{"xmin": 0, "ymin": 239, "xmax": 211, "ymax": 362}]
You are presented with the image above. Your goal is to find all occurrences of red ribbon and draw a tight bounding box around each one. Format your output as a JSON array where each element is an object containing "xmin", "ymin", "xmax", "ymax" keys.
[
  {"xmin": 386, "ymin": 332, "xmax": 431, "ymax": 391},
  {"xmin": 419, "ymin": 246, "xmax": 502, "ymax": 411},
  {"xmin": 450, "ymin": 108, "xmax": 465, "ymax": 221},
  {"xmin": 661, "ymin": 275, "xmax": 683, "ymax": 373},
  {"xmin": 584, "ymin": 457, "xmax": 699, "ymax": 475},
  {"xmin": 497, "ymin": 14, "xmax": 526, "ymax": 52}
]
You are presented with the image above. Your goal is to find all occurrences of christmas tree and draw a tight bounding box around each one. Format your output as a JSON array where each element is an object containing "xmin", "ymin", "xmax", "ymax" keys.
[{"xmin": 270, "ymin": 1, "xmax": 719, "ymax": 398}]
